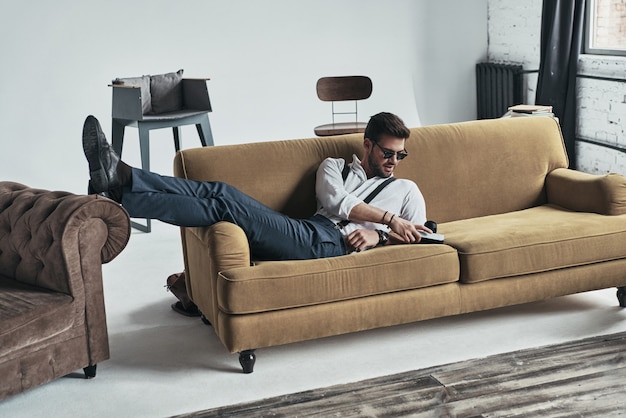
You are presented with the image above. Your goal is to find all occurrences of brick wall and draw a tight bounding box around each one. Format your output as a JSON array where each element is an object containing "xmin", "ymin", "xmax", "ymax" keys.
[
  {"xmin": 487, "ymin": 0, "xmax": 542, "ymax": 104},
  {"xmin": 487, "ymin": 0, "xmax": 626, "ymax": 175}
]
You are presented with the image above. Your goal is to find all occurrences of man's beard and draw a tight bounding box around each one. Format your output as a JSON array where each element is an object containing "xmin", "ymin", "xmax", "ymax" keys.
[{"xmin": 368, "ymin": 153, "xmax": 392, "ymax": 178}]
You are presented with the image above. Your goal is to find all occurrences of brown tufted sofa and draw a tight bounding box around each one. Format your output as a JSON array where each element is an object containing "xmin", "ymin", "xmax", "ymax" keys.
[
  {"xmin": 0, "ymin": 182, "xmax": 130, "ymax": 400},
  {"xmin": 173, "ymin": 117, "xmax": 626, "ymax": 373}
]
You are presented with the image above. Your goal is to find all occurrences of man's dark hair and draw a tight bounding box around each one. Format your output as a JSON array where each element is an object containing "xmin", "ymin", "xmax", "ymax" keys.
[{"xmin": 364, "ymin": 112, "xmax": 410, "ymax": 143}]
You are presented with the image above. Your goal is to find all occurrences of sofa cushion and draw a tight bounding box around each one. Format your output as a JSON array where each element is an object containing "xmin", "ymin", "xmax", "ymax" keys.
[
  {"xmin": 150, "ymin": 69, "xmax": 184, "ymax": 114},
  {"xmin": 0, "ymin": 276, "xmax": 75, "ymax": 358},
  {"xmin": 217, "ymin": 245, "xmax": 459, "ymax": 314},
  {"xmin": 441, "ymin": 205, "xmax": 626, "ymax": 283}
]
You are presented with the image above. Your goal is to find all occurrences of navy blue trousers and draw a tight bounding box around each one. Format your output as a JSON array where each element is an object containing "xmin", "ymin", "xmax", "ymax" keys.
[{"xmin": 121, "ymin": 168, "xmax": 346, "ymax": 261}]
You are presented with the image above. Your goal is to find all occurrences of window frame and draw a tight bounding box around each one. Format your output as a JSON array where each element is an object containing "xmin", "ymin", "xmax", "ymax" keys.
[{"xmin": 583, "ymin": 0, "xmax": 626, "ymax": 57}]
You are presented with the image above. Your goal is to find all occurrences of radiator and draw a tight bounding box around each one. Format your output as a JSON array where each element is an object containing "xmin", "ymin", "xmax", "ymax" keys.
[{"xmin": 476, "ymin": 63, "xmax": 524, "ymax": 119}]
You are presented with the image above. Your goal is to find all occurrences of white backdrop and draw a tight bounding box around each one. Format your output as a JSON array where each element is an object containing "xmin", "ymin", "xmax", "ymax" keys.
[{"xmin": 0, "ymin": 0, "xmax": 487, "ymax": 193}]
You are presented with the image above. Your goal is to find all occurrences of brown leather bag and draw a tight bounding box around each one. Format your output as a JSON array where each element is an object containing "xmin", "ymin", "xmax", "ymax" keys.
[{"xmin": 166, "ymin": 271, "xmax": 200, "ymax": 316}]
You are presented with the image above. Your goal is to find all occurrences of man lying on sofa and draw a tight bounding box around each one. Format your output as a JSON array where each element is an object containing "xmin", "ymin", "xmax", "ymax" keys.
[{"xmin": 82, "ymin": 112, "xmax": 432, "ymax": 261}]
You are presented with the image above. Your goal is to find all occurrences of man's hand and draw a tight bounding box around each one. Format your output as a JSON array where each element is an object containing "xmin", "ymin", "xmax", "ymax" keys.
[
  {"xmin": 346, "ymin": 229, "xmax": 380, "ymax": 252},
  {"xmin": 388, "ymin": 216, "xmax": 432, "ymax": 243}
]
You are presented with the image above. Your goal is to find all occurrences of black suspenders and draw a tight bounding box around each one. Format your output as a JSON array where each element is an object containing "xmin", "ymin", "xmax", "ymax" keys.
[
  {"xmin": 342, "ymin": 164, "xmax": 351, "ymax": 182},
  {"xmin": 335, "ymin": 164, "xmax": 396, "ymax": 229}
]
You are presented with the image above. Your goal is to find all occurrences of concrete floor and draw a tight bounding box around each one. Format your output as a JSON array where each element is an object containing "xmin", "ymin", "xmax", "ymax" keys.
[{"xmin": 2, "ymin": 221, "xmax": 625, "ymax": 417}]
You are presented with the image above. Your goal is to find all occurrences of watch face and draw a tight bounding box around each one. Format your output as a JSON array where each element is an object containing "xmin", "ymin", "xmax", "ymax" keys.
[{"xmin": 377, "ymin": 229, "xmax": 388, "ymax": 245}]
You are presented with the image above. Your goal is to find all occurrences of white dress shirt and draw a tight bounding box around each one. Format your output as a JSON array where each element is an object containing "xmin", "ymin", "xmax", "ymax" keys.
[{"xmin": 314, "ymin": 155, "xmax": 427, "ymax": 237}]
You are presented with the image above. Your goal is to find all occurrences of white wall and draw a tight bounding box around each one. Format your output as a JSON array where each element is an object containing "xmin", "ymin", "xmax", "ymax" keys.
[
  {"xmin": 0, "ymin": 0, "xmax": 487, "ymax": 193},
  {"xmin": 414, "ymin": 0, "xmax": 488, "ymax": 125}
]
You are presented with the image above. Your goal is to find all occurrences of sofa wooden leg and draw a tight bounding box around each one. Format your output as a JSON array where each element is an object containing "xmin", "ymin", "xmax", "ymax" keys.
[
  {"xmin": 239, "ymin": 350, "xmax": 256, "ymax": 374},
  {"xmin": 617, "ymin": 287, "xmax": 626, "ymax": 308},
  {"xmin": 83, "ymin": 365, "xmax": 97, "ymax": 379}
]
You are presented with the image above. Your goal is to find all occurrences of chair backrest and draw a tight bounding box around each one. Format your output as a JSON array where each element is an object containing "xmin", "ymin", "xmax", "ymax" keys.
[
  {"xmin": 315, "ymin": 76, "xmax": 373, "ymax": 136},
  {"xmin": 316, "ymin": 76, "xmax": 372, "ymax": 102}
]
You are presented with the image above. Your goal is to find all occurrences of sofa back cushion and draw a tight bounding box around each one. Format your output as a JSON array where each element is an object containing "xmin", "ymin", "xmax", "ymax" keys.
[
  {"xmin": 174, "ymin": 117, "xmax": 568, "ymax": 222},
  {"xmin": 175, "ymin": 134, "xmax": 364, "ymax": 219},
  {"xmin": 395, "ymin": 117, "xmax": 568, "ymax": 222}
]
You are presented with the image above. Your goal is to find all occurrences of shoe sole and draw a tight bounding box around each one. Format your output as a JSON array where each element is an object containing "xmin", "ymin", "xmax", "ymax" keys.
[{"xmin": 82, "ymin": 115, "xmax": 111, "ymax": 193}]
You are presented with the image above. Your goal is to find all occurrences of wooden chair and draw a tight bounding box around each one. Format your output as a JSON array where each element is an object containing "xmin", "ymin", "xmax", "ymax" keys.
[
  {"xmin": 110, "ymin": 70, "xmax": 215, "ymax": 232},
  {"xmin": 314, "ymin": 76, "xmax": 373, "ymax": 136}
]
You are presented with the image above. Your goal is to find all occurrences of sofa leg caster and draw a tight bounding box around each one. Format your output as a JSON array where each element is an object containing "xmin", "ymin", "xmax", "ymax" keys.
[
  {"xmin": 617, "ymin": 287, "xmax": 626, "ymax": 308},
  {"xmin": 239, "ymin": 350, "xmax": 256, "ymax": 374},
  {"xmin": 83, "ymin": 365, "xmax": 97, "ymax": 379}
]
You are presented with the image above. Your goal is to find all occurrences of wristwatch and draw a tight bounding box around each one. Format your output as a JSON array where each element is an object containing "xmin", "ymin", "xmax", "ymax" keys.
[{"xmin": 376, "ymin": 229, "xmax": 389, "ymax": 246}]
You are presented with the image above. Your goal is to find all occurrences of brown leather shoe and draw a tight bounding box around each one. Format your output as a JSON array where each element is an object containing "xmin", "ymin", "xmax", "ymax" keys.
[{"xmin": 82, "ymin": 115, "xmax": 122, "ymax": 194}]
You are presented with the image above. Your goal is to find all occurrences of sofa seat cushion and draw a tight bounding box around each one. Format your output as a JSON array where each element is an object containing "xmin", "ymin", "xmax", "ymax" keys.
[
  {"xmin": 441, "ymin": 205, "xmax": 626, "ymax": 283},
  {"xmin": 0, "ymin": 276, "xmax": 75, "ymax": 358},
  {"xmin": 217, "ymin": 245, "xmax": 459, "ymax": 314}
]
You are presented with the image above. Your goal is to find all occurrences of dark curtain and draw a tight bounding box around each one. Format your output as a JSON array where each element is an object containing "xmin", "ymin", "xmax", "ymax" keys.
[{"xmin": 535, "ymin": 0, "xmax": 585, "ymax": 169}]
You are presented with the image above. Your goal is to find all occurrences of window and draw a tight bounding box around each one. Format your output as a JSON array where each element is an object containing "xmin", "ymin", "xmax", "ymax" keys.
[{"xmin": 584, "ymin": 0, "xmax": 626, "ymax": 56}]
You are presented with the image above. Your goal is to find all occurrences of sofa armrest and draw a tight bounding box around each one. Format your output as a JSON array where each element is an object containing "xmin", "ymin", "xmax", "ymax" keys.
[
  {"xmin": 0, "ymin": 182, "xmax": 131, "ymax": 293},
  {"xmin": 182, "ymin": 222, "xmax": 250, "ymax": 324},
  {"xmin": 185, "ymin": 222, "xmax": 251, "ymax": 283},
  {"xmin": 203, "ymin": 222, "xmax": 250, "ymax": 268},
  {"xmin": 546, "ymin": 168, "xmax": 626, "ymax": 215}
]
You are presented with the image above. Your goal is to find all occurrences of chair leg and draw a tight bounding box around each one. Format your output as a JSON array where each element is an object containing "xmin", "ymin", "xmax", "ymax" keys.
[
  {"xmin": 131, "ymin": 219, "xmax": 151, "ymax": 233},
  {"xmin": 137, "ymin": 125, "xmax": 151, "ymax": 173},
  {"xmin": 134, "ymin": 125, "xmax": 152, "ymax": 233},
  {"xmin": 173, "ymin": 126, "xmax": 181, "ymax": 152},
  {"xmin": 196, "ymin": 115, "xmax": 214, "ymax": 147},
  {"xmin": 111, "ymin": 119, "xmax": 126, "ymax": 156}
]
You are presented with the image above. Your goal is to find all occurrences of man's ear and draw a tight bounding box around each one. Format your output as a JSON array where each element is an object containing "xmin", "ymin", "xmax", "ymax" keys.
[{"xmin": 363, "ymin": 137, "xmax": 373, "ymax": 152}]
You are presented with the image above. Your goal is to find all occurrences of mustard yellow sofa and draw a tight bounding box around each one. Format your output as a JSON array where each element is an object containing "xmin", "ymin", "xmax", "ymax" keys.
[{"xmin": 173, "ymin": 117, "xmax": 626, "ymax": 373}]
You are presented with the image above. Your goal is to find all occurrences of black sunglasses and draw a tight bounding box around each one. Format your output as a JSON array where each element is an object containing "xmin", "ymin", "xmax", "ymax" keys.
[{"xmin": 372, "ymin": 141, "xmax": 408, "ymax": 160}]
